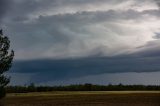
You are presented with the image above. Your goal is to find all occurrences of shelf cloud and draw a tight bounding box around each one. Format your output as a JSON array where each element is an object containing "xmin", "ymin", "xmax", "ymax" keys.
[{"xmin": 1, "ymin": 0, "xmax": 160, "ymax": 85}]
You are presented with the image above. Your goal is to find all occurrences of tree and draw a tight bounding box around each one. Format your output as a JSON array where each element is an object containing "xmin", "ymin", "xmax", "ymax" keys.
[{"xmin": 0, "ymin": 29, "xmax": 14, "ymax": 99}]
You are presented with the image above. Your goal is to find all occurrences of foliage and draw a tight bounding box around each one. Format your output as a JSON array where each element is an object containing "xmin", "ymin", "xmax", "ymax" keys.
[
  {"xmin": 6, "ymin": 83, "xmax": 160, "ymax": 93},
  {"xmin": 0, "ymin": 29, "xmax": 14, "ymax": 99}
]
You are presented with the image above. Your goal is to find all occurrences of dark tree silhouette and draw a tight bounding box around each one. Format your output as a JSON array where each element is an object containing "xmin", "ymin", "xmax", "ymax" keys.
[{"xmin": 0, "ymin": 29, "xmax": 14, "ymax": 99}]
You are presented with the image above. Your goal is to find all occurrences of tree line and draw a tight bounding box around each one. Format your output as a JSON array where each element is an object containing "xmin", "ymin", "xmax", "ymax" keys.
[{"xmin": 6, "ymin": 83, "xmax": 160, "ymax": 93}]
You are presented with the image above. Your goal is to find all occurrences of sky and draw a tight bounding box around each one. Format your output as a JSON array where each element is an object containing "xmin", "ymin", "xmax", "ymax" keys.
[{"xmin": 1, "ymin": 0, "xmax": 160, "ymax": 85}]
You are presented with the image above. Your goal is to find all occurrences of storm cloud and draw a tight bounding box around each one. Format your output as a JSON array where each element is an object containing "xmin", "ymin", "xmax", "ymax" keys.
[
  {"xmin": 11, "ymin": 54, "xmax": 160, "ymax": 83},
  {"xmin": 1, "ymin": 0, "xmax": 160, "ymax": 85},
  {"xmin": 6, "ymin": 9, "xmax": 160, "ymax": 60}
]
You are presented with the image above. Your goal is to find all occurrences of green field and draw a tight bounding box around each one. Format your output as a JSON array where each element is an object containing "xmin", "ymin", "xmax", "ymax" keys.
[{"xmin": 2, "ymin": 91, "xmax": 160, "ymax": 106}]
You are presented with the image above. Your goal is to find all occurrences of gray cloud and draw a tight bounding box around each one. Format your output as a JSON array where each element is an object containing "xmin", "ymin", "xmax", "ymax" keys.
[
  {"xmin": 10, "ymin": 38, "xmax": 160, "ymax": 84},
  {"xmin": 1, "ymin": 0, "xmax": 160, "ymax": 85},
  {"xmin": 0, "ymin": 0, "xmax": 10, "ymax": 22},
  {"xmin": 1, "ymin": 0, "xmax": 159, "ymax": 60},
  {"xmin": 3, "ymin": 0, "xmax": 158, "ymax": 22},
  {"xmin": 6, "ymin": 9, "xmax": 160, "ymax": 60},
  {"xmin": 2, "ymin": 0, "xmax": 124, "ymax": 21},
  {"xmin": 155, "ymin": 0, "xmax": 160, "ymax": 8},
  {"xmin": 153, "ymin": 32, "xmax": 160, "ymax": 39},
  {"xmin": 132, "ymin": 40, "xmax": 160, "ymax": 58}
]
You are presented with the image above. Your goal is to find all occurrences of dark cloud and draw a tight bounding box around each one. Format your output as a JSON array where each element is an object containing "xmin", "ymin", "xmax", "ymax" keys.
[
  {"xmin": 10, "ymin": 37, "xmax": 160, "ymax": 83},
  {"xmin": 11, "ymin": 55, "xmax": 160, "ymax": 83},
  {"xmin": 132, "ymin": 40, "xmax": 160, "ymax": 58}
]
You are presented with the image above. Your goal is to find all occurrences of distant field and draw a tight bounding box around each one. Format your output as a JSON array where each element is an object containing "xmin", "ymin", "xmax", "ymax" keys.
[{"xmin": 3, "ymin": 91, "xmax": 160, "ymax": 106}]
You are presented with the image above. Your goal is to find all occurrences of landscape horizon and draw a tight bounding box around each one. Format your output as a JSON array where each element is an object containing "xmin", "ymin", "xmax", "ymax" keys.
[{"xmin": 1, "ymin": 0, "xmax": 160, "ymax": 105}]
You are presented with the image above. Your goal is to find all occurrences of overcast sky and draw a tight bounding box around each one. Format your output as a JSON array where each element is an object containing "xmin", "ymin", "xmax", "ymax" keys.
[{"xmin": 1, "ymin": 0, "xmax": 160, "ymax": 85}]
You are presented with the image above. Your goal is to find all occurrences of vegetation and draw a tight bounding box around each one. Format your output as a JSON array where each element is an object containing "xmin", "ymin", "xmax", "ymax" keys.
[
  {"xmin": 6, "ymin": 83, "xmax": 160, "ymax": 93},
  {"xmin": 0, "ymin": 29, "xmax": 14, "ymax": 99}
]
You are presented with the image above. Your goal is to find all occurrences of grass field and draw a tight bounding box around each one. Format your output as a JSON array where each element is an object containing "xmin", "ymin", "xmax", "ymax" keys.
[{"xmin": 2, "ymin": 91, "xmax": 160, "ymax": 106}]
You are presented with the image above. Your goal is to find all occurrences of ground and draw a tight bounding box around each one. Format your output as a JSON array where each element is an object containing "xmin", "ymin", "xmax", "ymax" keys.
[{"xmin": 2, "ymin": 91, "xmax": 160, "ymax": 106}]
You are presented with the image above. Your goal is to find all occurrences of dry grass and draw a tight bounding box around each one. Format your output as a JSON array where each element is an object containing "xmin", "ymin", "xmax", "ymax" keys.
[{"xmin": 3, "ymin": 91, "xmax": 160, "ymax": 106}]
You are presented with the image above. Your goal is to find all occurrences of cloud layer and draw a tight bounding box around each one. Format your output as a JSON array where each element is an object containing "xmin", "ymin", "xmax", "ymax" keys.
[
  {"xmin": 0, "ymin": 0, "xmax": 159, "ymax": 60},
  {"xmin": 0, "ymin": 0, "xmax": 10, "ymax": 22},
  {"xmin": 10, "ymin": 55, "xmax": 160, "ymax": 83},
  {"xmin": 1, "ymin": 0, "xmax": 160, "ymax": 85}
]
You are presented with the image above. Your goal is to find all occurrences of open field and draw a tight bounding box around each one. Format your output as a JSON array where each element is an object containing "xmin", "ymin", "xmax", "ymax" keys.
[{"xmin": 3, "ymin": 91, "xmax": 160, "ymax": 106}]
